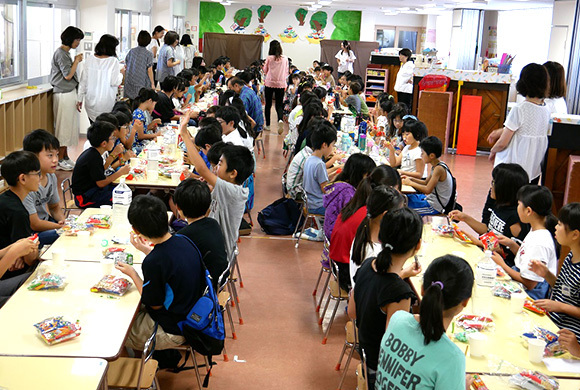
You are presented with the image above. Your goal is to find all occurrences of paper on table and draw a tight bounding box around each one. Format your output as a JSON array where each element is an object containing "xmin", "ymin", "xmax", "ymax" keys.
[{"xmin": 543, "ymin": 357, "xmax": 580, "ymax": 374}]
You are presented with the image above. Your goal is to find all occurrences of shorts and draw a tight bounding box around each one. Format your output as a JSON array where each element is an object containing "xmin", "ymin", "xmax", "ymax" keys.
[
  {"xmin": 126, "ymin": 308, "xmax": 185, "ymax": 351},
  {"xmin": 406, "ymin": 194, "xmax": 440, "ymax": 216},
  {"xmin": 74, "ymin": 185, "xmax": 115, "ymax": 208}
]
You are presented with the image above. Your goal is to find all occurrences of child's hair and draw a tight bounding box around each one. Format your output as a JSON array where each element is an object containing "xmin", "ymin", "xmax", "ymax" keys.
[
  {"xmin": 195, "ymin": 126, "xmax": 222, "ymax": 148},
  {"xmin": 191, "ymin": 56, "xmax": 204, "ymax": 69},
  {"xmin": 314, "ymin": 66, "xmax": 321, "ymax": 73},
  {"xmin": 175, "ymin": 78, "xmax": 188, "ymax": 93},
  {"xmin": 516, "ymin": 63, "xmax": 549, "ymax": 99},
  {"xmin": 199, "ymin": 117, "xmax": 223, "ymax": 135},
  {"xmin": 94, "ymin": 112, "xmax": 119, "ymax": 129},
  {"xmin": 341, "ymin": 40, "xmax": 351, "ymax": 52},
  {"xmin": 113, "ymin": 111, "xmax": 131, "ymax": 127},
  {"xmin": 213, "ymin": 57, "xmax": 226, "ymax": 68},
  {"xmin": 206, "ymin": 141, "xmax": 229, "ymax": 166},
  {"xmin": 216, "ymin": 105, "xmax": 241, "ymax": 127},
  {"xmin": 321, "ymin": 64, "xmax": 334, "ymax": 73},
  {"xmin": 310, "ymin": 120, "xmax": 337, "ymax": 150},
  {"xmin": 177, "ymin": 69, "xmax": 194, "ymax": 83},
  {"xmin": 420, "ymin": 136, "xmax": 443, "ymax": 158},
  {"xmin": 173, "ymin": 179, "xmax": 212, "ymax": 219},
  {"xmin": 219, "ymin": 92, "xmax": 251, "ymax": 136},
  {"xmin": 341, "ymin": 165, "xmax": 401, "ymax": 221},
  {"xmin": 341, "ymin": 70, "xmax": 352, "ymax": 80},
  {"xmin": 420, "ymin": 255, "xmax": 474, "ymax": 344},
  {"xmin": 137, "ymin": 30, "xmax": 151, "ymax": 47},
  {"xmin": 23, "ymin": 129, "xmax": 60, "ymax": 154},
  {"xmin": 558, "ymin": 202, "xmax": 580, "ymax": 233},
  {"xmin": 387, "ymin": 103, "xmax": 408, "ymax": 137},
  {"xmin": 180, "ymin": 34, "xmax": 193, "ymax": 46},
  {"xmin": 133, "ymin": 88, "xmax": 159, "ymax": 110},
  {"xmin": 517, "ymin": 185, "xmax": 560, "ymax": 254},
  {"xmin": 112, "ymin": 101, "xmax": 132, "ymax": 115},
  {"xmin": 543, "ymin": 61, "xmax": 567, "ymax": 99},
  {"xmin": 491, "ymin": 163, "xmax": 529, "ymax": 206},
  {"xmin": 94, "ymin": 34, "xmax": 119, "ymax": 57},
  {"xmin": 352, "ymin": 186, "xmax": 406, "ymax": 266},
  {"xmin": 378, "ymin": 95, "xmax": 395, "ymax": 114},
  {"xmin": 313, "ymin": 86, "xmax": 327, "ymax": 100},
  {"xmin": 205, "ymin": 105, "xmax": 219, "ymax": 117},
  {"xmin": 299, "ymin": 91, "xmax": 318, "ymax": 107},
  {"xmin": 399, "ymin": 48, "xmax": 412, "ymax": 60},
  {"xmin": 237, "ymin": 71, "xmax": 253, "ymax": 84},
  {"xmin": 61, "ymin": 26, "xmax": 84, "ymax": 46},
  {"xmin": 335, "ymin": 153, "xmax": 376, "ymax": 188},
  {"xmin": 128, "ymin": 195, "xmax": 169, "ymax": 238},
  {"xmin": 349, "ymin": 81, "xmax": 362, "ymax": 95},
  {"xmin": 375, "ymin": 207, "xmax": 423, "ymax": 274},
  {"xmin": 402, "ymin": 119, "xmax": 428, "ymax": 142},
  {"xmin": 87, "ymin": 121, "xmax": 116, "ymax": 147},
  {"xmin": 160, "ymin": 76, "xmax": 178, "ymax": 92},
  {"xmin": 1, "ymin": 151, "xmax": 40, "ymax": 186},
  {"xmin": 298, "ymin": 100, "xmax": 325, "ymax": 135},
  {"xmin": 221, "ymin": 145, "xmax": 254, "ymax": 184}
]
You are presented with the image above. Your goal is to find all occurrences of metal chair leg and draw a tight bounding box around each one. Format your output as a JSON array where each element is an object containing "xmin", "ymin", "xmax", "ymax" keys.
[
  {"xmin": 319, "ymin": 290, "xmax": 333, "ymax": 326},
  {"xmin": 335, "ymin": 342, "xmax": 348, "ymax": 370},
  {"xmin": 337, "ymin": 343, "xmax": 356, "ymax": 389},
  {"xmin": 224, "ymin": 301, "xmax": 236, "ymax": 339},
  {"xmin": 313, "ymin": 266, "xmax": 325, "ymax": 296},
  {"xmin": 222, "ymin": 340, "xmax": 229, "ymax": 362},
  {"xmin": 188, "ymin": 347, "xmax": 203, "ymax": 390},
  {"xmin": 316, "ymin": 271, "xmax": 331, "ymax": 313},
  {"xmin": 228, "ymin": 279, "xmax": 244, "ymax": 324},
  {"xmin": 234, "ymin": 256, "xmax": 244, "ymax": 288},
  {"xmin": 322, "ymin": 298, "xmax": 342, "ymax": 344},
  {"xmin": 295, "ymin": 215, "xmax": 311, "ymax": 248}
]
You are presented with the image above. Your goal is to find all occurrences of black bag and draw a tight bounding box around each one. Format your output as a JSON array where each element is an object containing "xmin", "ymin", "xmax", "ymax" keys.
[
  {"xmin": 257, "ymin": 197, "xmax": 303, "ymax": 235},
  {"xmin": 434, "ymin": 162, "xmax": 463, "ymax": 214}
]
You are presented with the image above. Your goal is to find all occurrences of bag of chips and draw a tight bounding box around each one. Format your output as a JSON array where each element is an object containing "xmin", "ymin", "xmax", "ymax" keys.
[
  {"xmin": 452, "ymin": 224, "xmax": 473, "ymax": 243},
  {"xmin": 103, "ymin": 247, "xmax": 134, "ymax": 266},
  {"xmin": 456, "ymin": 314, "xmax": 494, "ymax": 331},
  {"xmin": 480, "ymin": 231, "xmax": 500, "ymax": 252},
  {"xmin": 34, "ymin": 316, "xmax": 81, "ymax": 345},
  {"xmin": 28, "ymin": 272, "xmax": 66, "ymax": 290},
  {"xmin": 86, "ymin": 214, "xmax": 111, "ymax": 229},
  {"xmin": 509, "ymin": 370, "xmax": 559, "ymax": 390},
  {"xmin": 90, "ymin": 275, "xmax": 132, "ymax": 296},
  {"xmin": 524, "ymin": 298, "xmax": 546, "ymax": 315}
]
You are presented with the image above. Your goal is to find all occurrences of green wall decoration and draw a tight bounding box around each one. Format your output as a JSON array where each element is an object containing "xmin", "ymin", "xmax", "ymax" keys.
[
  {"xmin": 310, "ymin": 11, "xmax": 327, "ymax": 32},
  {"xmin": 295, "ymin": 8, "xmax": 308, "ymax": 26},
  {"xmin": 234, "ymin": 8, "xmax": 253, "ymax": 28},
  {"xmin": 257, "ymin": 5, "xmax": 272, "ymax": 23},
  {"xmin": 331, "ymin": 10, "xmax": 362, "ymax": 40},
  {"xmin": 199, "ymin": 2, "xmax": 225, "ymax": 38}
]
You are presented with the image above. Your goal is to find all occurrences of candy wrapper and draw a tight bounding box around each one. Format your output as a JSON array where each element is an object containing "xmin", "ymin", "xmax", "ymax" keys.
[
  {"xmin": 524, "ymin": 298, "xmax": 546, "ymax": 315},
  {"xmin": 480, "ymin": 231, "xmax": 500, "ymax": 252},
  {"xmin": 432, "ymin": 224, "xmax": 454, "ymax": 237},
  {"xmin": 492, "ymin": 281, "xmax": 524, "ymax": 299},
  {"xmin": 34, "ymin": 316, "xmax": 81, "ymax": 345},
  {"xmin": 29, "ymin": 233, "xmax": 39, "ymax": 244},
  {"xmin": 522, "ymin": 327, "xmax": 566, "ymax": 357},
  {"xmin": 85, "ymin": 214, "xmax": 111, "ymax": 229},
  {"xmin": 456, "ymin": 314, "xmax": 493, "ymax": 331},
  {"xmin": 471, "ymin": 374, "xmax": 489, "ymax": 390},
  {"xmin": 28, "ymin": 272, "xmax": 66, "ymax": 290},
  {"xmin": 91, "ymin": 275, "xmax": 132, "ymax": 296},
  {"xmin": 509, "ymin": 370, "xmax": 559, "ymax": 390},
  {"xmin": 453, "ymin": 224, "xmax": 473, "ymax": 243},
  {"xmin": 103, "ymin": 247, "xmax": 134, "ymax": 266},
  {"xmin": 453, "ymin": 328, "xmax": 478, "ymax": 343}
]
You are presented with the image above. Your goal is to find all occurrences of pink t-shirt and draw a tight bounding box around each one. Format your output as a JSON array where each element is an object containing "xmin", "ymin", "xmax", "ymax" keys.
[{"xmin": 263, "ymin": 55, "xmax": 289, "ymax": 89}]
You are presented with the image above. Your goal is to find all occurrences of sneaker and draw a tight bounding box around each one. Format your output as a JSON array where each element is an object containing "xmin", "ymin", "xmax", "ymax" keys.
[
  {"xmin": 277, "ymin": 120, "xmax": 284, "ymax": 135},
  {"xmin": 57, "ymin": 160, "xmax": 73, "ymax": 171},
  {"xmin": 63, "ymin": 158, "xmax": 75, "ymax": 168},
  {"xmin": 294, "ymin": 227, "xmax": 324, "ymax": 242},
  {"xmin": 263, "ymin": 124, "xmax": 270, "ymax": 132}
]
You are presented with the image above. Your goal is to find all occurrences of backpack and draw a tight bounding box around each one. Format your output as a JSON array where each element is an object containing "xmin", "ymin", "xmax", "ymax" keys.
[
  {"xmin": 433, "ymin": 162, "xmax": 463, "ymax": 214},
  {"xmin": 257, "ymin": 197, "xmax": 303, "ymax": 235}
]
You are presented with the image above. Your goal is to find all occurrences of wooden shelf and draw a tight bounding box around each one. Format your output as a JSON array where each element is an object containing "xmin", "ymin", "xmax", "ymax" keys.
[{"xmin": 364, "ymin": 67, "xmax": 388, "ymax": 107}]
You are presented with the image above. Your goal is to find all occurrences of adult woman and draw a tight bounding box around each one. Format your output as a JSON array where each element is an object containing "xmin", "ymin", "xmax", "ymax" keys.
[
  {"xmin": 156, "ymin": 31, "xmax": 181, "ymax": 84},
  {"xmin": 147, "ymin": 25, "xmax": 165, "ymax": 83},
  {"xmin": 543, "ymin": 61, "xmax": 568, "ymax": 114},
  {"xmin": 335, "ymin": 40, "xmax": 356, "ymax": 78},
  {"xmin": 180, "ymin": 34, "xmax": 196, "ymax": 69},
  {"xmin": 123, "ymin": 30, "xmax": 155, "ymax": 100},
  {"xmin": 394, "ymin": 48, "xmax": 415, "ymax": 109},
  {"xmin": 263, "ymin": 40, "xmax": 289, "ymax": 134},
  {"xmin": 77, "ymin": 34, "xmax": 124, "ymax": 123},
  {"xmin": 173, "ymin": 34, "xmax": 185, "ymax": 74},
  {"xmin": 50, "ymin": 26, "xmax": 84, "ymax": 170}
]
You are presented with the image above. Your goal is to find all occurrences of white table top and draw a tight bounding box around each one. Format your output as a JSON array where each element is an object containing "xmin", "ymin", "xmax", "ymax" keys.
[
  {"xmin": 476, "ymin": 374, "xmax": 579, "ymax": 390},
  {"xmin": 0, "ymin": 357, "xmax": 107, "ymax": 390}
]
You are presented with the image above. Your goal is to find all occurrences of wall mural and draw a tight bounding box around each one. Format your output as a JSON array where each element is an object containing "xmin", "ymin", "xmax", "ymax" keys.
[
  {"xmin": 199, "ymin": 1, "xmax": 225, "ymax": 38},
  {"xmin": 295, "ymin": 8, "xmax": 308, "ymax": 26},
  {"xmin": 257, "ymin": 5, "xmax": 272, "ymax": 23},
  {"xmin": 232, "ymin": 8, "xmax": 252, "ymax": 33},
  {"xmin": 279, "ymin": 26, "xmax": 298, "ymax": 43},
  {"xmin": 307, "ymin": 11, "xmax": 327, "ymax": 44},
  {"xmin": 330, "ymin": 10, "xmax": 361, "ymax": 41}
]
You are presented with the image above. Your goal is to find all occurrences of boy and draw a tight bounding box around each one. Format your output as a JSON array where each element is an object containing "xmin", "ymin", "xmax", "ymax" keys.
[
  {"xmin": 179, "ymin": 117, "xmax": 254, "ymax": 263},
  {"xmin": 193, "ymin": 119, "xmax": 223, "ymax": 170},
  {"xmin": 22, "ymin": 129, "xmax": 65, "ymax": 246},
  {"xmin": 529, "ymin": 202, "xmax": 580, "ymax": 355},
  {"xmin": 228, "ymin": 76, "xmax": 264, "ymax": 134},
  {"xmin": 0, "ymin": 238, "xmax": 38, "ymax": 307},
  {"xmin": 116, "ymin": 195, "xmax": 203, "ymax": 350},
  {"xmin": 340, "ymin": 81, "xmax": 369, "ymax": 118},
  {"xmin": 216, "ymin": 106, "xmax": 246, "ymax": 148},
  {"xmin": 72, "ymin": 121, "xmax": 131, "ymax": 207},
  {"xmin": 321, "ymin": 64, "xmax": 336, "ymax": 88},
  {"xmin": 403, "ymin": 136, "xmax": 455, "ymax": 216},
  {"xmin": 0, "ymin": 151, "xmax": 41, "ymax": 278},
  {"xmin": 173, "ymin": 179, "xmax": 228, "ymax": 289},
  {"xmin": 212, "ymin": 58, "xmax": 226, "ymax": 84}
]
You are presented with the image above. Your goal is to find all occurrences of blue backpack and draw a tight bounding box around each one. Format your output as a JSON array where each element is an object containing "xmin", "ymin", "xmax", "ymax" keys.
[{"xmin": 257, "ymin": 197, "xmax": 303, "ymax": 235}]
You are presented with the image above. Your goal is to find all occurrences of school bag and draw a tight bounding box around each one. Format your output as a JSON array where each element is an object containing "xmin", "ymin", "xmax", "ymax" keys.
[
  {"xmin": 257, "ymin": 197, "xmax": 303, "ymax": 235},
  {"xmin": 433, "ymin": 162, "xmax": 463, "ymax": 214}
]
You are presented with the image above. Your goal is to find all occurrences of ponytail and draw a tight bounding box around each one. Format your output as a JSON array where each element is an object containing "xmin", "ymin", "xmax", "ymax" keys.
[
  {"xmin": 420, "ymin": 255, "xmax": 474, "ymax": 345},
  {"xmin": 517, "ymin": 185, "xmax": 560, "ymax": 255},
  {"xmin": 132, "ymin": 87, "xmax": 158, "ymax": 111},
  {"xmin": 352, "ymin": 217, "xmax": 372, "ymax": 266},
  {"xmin": 545, "ymin": 213, "xmax": 561, "ymax": 257}
]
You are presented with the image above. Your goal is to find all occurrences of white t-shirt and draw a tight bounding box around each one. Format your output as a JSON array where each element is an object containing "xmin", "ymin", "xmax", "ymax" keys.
[
  {"xmin": 400, "ymin": 144, "xmax": 422, "ymax": 173},
  {"xmin": 545, "ymin": 97, "xmax": 568, "ymax": 114},
  {"xmin": 515, "ymin": 229, "xmax": 558, "ymax": 283},
  {"xmin": 147, "ymin": 39, "xmax": 161, "ymax": 64},
  {"xmin": 394, "ymin": 61, "xmax": 415, "ymax": 94},
  {"xmin": 377, "ymin": 115, "xmax": 388, "ymax": 131},
  {"xmin": 350, "ymin": 241, "xmax": 382, "ymax": 288},
  {"xmin": 173, "ymin": 44, "xmax": 185, "ymax": 74},
  {"xmin": 335, "ymin": 50, "xmax": 356, "ymax": 73},
  {"xmin": 494, "ymin": 100, "xmax": 551, "ymax": 181}
]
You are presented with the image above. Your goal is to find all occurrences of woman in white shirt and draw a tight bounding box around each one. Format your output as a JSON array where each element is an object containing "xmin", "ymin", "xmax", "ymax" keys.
[
  {"xmin": 173, "ymin": 34, "xmax": 185, "ymax": 74},
  {"xmin": 335, "ymin": 40, "xmax": 356, "ymax": 77},
  {"xmin": 180, "ymin": 34, "xmax": 196, "ymax": 69},
  {"xmin": 77, "ymin": 34, "xmax": 124, "ymax": 123},
  {"xmin": 147, "ymin": 25, "xmax": 165, "ymax": 84},
  {"xmin": 543, "ymin": 61, "xmax": 568, "ymax": 114},
  {"xmin": 394, "ymin": 48, "xmax": 415, "ymax": 109}
]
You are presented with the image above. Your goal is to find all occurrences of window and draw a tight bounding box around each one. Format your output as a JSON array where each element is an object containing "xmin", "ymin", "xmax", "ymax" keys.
[
  {"xmin": 375, "ymin": 26, "xmax": 421, "ymax": 53},
  {"xmin": 0, "ymin": 1, "xmax": 22, "ymax": 85},
  {"xmin": 376, "ymin": 28, "xmax": 395, "ymax": 49},
  {"xmin": 115, "ymin": 9, "xmax": 150, "ymax": 60},
  {"xmin": 173, "ymin": 16, "xmax": 184, "ymax": 36}
]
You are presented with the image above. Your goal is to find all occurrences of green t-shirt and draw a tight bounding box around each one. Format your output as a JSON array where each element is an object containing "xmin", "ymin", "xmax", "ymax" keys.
[{"xmin": 376, "ymin": 311, "xmax": 466, "ymax": 390}]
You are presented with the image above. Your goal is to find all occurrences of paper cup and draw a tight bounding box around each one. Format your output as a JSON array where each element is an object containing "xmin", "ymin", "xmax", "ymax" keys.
[
  {"xmin": 52, "ymin": 249, "xmax": 66, "ymax": 266},
  {"xmin": 511, "ymin": 293, "xmax": 526, "ymax": 314},
  {"xmin": 130, "ymin": 157, "xmax": 140, "ymax": 168},
  {"xmin": 467, "ymin": 332, "xmax": 488, "ymax": 357},
  {"xmin": 528, "ymin": 338, "xmax": 546, "ymax": 363},
  {"xmin": 77, "ymin": 230, "xmax": 91, "ymax": 245},
  {"xmin": 100, "ymin": 205, "xmax": 112, "ymax": 210},
  {"xmin": 100, "ymin": 259, "xmax": 114, "ymax": 275},
  {"xmin": 171, "ymin": 172, "xmax": 181, "ymax": 184}
]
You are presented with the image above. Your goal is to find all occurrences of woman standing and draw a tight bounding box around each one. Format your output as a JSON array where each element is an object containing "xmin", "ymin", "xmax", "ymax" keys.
[
  {"xmin": 51, "ymin": 26, "xmax": 84, "ymax": 170},
  {"xmin": 147, "ymin": 25, "xmax": 165, "ymax": 85},
  {"xmin": 156, "ymin": 31, "xmax": 181, "ymax": 84},
  {"xmin": 543, "ymin": 61, "xmax": 568, "ymax": 114},
  {"xmin": 180, "ymin": 34, "xmax": 196, "ymax": 69},
  {"xmin": 173, "ymin": 34, "xmax": 185, "ymax": 74},
  {"xmin": 263, "ymin": 40, "xmax": 289, "ymax": 134},
  {"xmin": 335, "ymin": 40, "xmax": 356, "ymax": 78},
  {"xmin": 123, "ymin": 30, "xmax": 155, "ymax": 100},
  {"xmin": 394, "ymin": 48, "xmax": 415, "ymax": 109},
  {"xmin": 77, "ymin": 34, "xmax": 124, "ymax": 123}
]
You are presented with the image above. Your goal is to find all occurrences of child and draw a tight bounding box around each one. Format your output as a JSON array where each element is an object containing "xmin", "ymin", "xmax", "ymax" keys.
[
  {"xmin": 171, "ymin": 78, "xmax": 189, "ymax": 111},
  {"xmin": 376, "ymin": 255, "xmax": 474, "ymax": 390},
  {"xmin": 341, "ymin": 81, "xmax": 369, "ymax": 118},
  {"xmin": 302, "ymin": 120, "xmax": 337, "ymax": 215},
  {"xmin": 115, "ymin": 195, "xmax": 203, "ymax": 350},
  {"xmin": 152, "ymin": 76, "xmax": 179, "ymax": 123},
  {"xmin": 387, "ymin": 118, "xmax": 427, "ymax": 179},
  {"xmin": 386, "ymin": 103, "xmax": 407, "ymax": 145},
  {"xmin": 283, "ymin": 73, "xmax": 301, "ymax": 122},
  {"xmin": 22, "ymin": 130, "xmax": 65, "ymax": 246},
  {"xmin": 72, "ymin": 121, "xmax": 131, "ymax": 207},
  {"xmin": 321, "ymin": 64, "xmax": 335, "ymax": 88},
  {"xmin": 313, "ymin": 66, "xmax": 322, "ymax": 82},
  {"xmin": 216, "ymin": 106, "xmax": 253, "ymax": 152},
  {"xmin": 193, "ymin": 119, "xmax": 223, "ymax": 170},
  {"xmin": 492, "ymin": 185, "xmax": 558, "ymax": 299},
  {"xmin": 179, "ymin": 117, "xmax": 254, "ymax": 263},
  {"xmin": 350, "ymin": 185, "xmax": 406, "ymax": 288},
  {"xmin": 286, "ymin": 91, "xmax": 317, "ymax": 153},
  {"xmin": 212, "ymin": 57, "xmax": 226, "ymax": 84},
  {"xmin": 0, "ymin": 238, "xmax": 38, "ymax": 307},
  {"xmin": 173, "ymin": 179, "xmax": 228, "ymax": 289},
  {"xmin": 449, "ymin": 163, "xmax": 529, "ymax": 266},
  {"xmin": 133, "ymin": 88, "xmax": 161, "ymax": 153},
  {"xmin": 348, "ymin": 207, "xmax": 423, "ymax": 388},
  {"xmin": 373, "ymin": 95, "xmax": 395, "ymax": 134},
  {"xmin": 404, "ymin": 136, "xmax": 454, "ymax": 216},
  {"xmin": 529, "ymin": 202, "xmax": 580, "ymax": 351}
]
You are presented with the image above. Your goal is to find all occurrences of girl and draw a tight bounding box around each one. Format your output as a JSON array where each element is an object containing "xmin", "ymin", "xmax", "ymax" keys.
[
  {"xmin": 350, "ymin": 185, "xmax": 406, "ymax": 288},
  {"xmin": 373, "ymin": 95, "xmax": 395, "ymax": 134},
  {"xmin": 488, "ymin": 63, "xmax": 551, "ymax": 183},
  {"xmin": 330, "ymin": 165, "xmax": 401, "ymax": 291},
  {"xmin": 132, "ymin": 88, "xmax": 161, "ymax": 153},
  {"xmin": 293, "ymin": 100, "xmax": 325, "ymax": 155},
  {"xmin": 147, "ymin": 25, "xmax": 165, "ymax": 84},
  {"xmin": 283, "ymin": 73, "xmax": 301, "ymax": 122},
  {"xmin": 394, "ymin": 48, "xmax": 414, "ymax": 108},
  {"xmin": 449, "ymin": 163, "xmax": 529, "ymax": 267},
  {"xmin": 263, "ymin": 40, "xmax": 289, "ymax": 134},
  {"xmin": 492, "ymin": 185, "xmax": 559, "ymax": 299},
  {"xmin": 386, "ymin": 103, "xmax": 407, "ymax": 148},
  {"xmin": 376, "ymin": 255, "xmax": 474, "ymax": 390},
  {"xmin": 179, "ymin": 34, "xmax": 196, "ymax": 69},
  {"xmin": 348, "ymin": 207, "xmax": 423, "ymax": 390},
  {"xmin": 172, "ymin": 78, "xmax": 189, "ymax": 111},
  {"xmin": 156, "ymin": 31, "xmax": 181, "ymax": 84},
  {"xmin": 335, "ymin": 40, "xmax": 356, "ymax": 77},
  {"xmin": 387, "ymin": 119, "xmax": 427, "ymax": 179},
  {"xmin": 543, "ymin": 61, "xmax": 568, "ymax": 114}
]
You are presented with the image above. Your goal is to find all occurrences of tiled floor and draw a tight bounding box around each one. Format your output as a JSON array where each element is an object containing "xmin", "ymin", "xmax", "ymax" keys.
[{"xmin": 61, "ymin": 129, "xmax": 494, "ymax": 389}]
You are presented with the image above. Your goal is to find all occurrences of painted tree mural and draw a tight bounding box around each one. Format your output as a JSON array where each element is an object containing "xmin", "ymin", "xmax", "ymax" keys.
[
  {"xmin": 331, "ymin": 11, "xmax": 362, "ymax": 40},
  {"xmin": 234, "ymin": 8, "xmax": 252, "ymax": 28},
  {"xmin": 310, "ymin": 11, "xmax": 327, "ymax": 32},
  {"xmin": 257, "ymin": 5, "xmax": 272, "ymax": 23},
  {"xmin": 199, "ymin": 2, "xmax": 225, "ymax": 38},
  {"xmin": 295, "ymin": 8, "xmax": 308, "ymax": 26}
]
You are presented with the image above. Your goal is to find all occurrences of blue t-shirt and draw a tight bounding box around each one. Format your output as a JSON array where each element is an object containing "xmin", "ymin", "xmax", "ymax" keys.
[
  {"xmin": 141, "ymin": 235, "xmax": 203, "ymax": 334},
  {"xmin": 303, "ymin": 155, "xmax": 328, "ymax": 209},
  {"xmin": 376, "ymin": 311, "xmax": 466, "ymax": 390}
]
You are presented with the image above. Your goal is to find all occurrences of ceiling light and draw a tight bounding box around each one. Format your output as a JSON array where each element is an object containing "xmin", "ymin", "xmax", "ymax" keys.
[{"xmin": 318, "ymin": 0, "xmax": 332, "ymax": 5}]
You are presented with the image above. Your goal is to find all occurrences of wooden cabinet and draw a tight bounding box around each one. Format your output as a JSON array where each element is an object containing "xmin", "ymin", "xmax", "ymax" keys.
[{"xmin": 364, "ymin": 68, "xmax": 388, "ymax": 107}]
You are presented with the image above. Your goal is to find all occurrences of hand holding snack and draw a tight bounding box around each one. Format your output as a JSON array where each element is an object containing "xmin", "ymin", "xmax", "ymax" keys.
[
  {"xmin": 448, "ymin": 210, "xmax": 466, "ymax": 221},
  {"xmin": 529, "ymin": 259, "xmax": 549, "ymax": 278},
  {"xmin": 496, "ymin": 234, "xmax": 516, "ymax": 248},
  {"xmin": 400, "ymin": 262, "xmax": 422, "ymax": 279},
  {"xmin": 557, "ymin": 329, "xmax": 580, "ymax": 357},
  {"xmin": 130, "ymin": 231, "xmax": 152, "ymax": 255},
  {"xmin": 534, "ymin": 299, "xmax": 562, "ymax": 313}
]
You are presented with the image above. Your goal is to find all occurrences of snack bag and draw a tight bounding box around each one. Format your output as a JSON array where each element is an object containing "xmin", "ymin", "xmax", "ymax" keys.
[
  {"xmin": 433, "ymin": 224, "xmax": 454, "ymax": 237},
  {"xmin": 86, "ymin": 214, "xmax": 111, "ymax": 229},
  {"xmin": 103, "ymin": 247, "xmax": 134, "ymax": 265},
  {"xmin": 524, "ymin": 298, "xmax": 546, "ymax": 315},
  {"xmin": 480, "ymin": 231, "xmax": 500, "ymax": 252},
  {"xmin": 91, "ymin": 275, "xmax": 132, "ymax": 296},
  {"xmin": 471, "ymin": 374, "xmax": 489, "ymax": 390},
  {"xmin": 509, "ymin": 370, "xmax": 559, "ymax": 390},
  {"xmin": 28, "ymin": 272, "xmax": 66, "ymax": 290},
  {"xmin": 453, "ymin": 224, "xmax": 473, "ymax": 243},
  {"xmin": 456, "ymin": 314, "xmax": 493, "ymax": 331},
  {"xmin": 34, "ymin": 316, "xmax": 81, "ymax": 345}
]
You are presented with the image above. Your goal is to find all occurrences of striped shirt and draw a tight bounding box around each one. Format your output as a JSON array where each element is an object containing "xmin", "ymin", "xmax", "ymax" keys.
[{"xmin": 548, "ymin": 252, "xmax": 580, "ymax": 341}]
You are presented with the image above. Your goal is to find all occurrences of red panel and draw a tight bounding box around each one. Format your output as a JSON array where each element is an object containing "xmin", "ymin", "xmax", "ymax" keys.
[{"xmin": 456, "ymin": 95, "xmax": 482, "ymax": 156}]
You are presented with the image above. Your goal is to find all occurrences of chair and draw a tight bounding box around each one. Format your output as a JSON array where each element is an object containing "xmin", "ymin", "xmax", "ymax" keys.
[
  {"xmin": 61, "ymin": 177, "xmax": 80, "ymax": 217},
  {"xmin": 313, "ymin": 236, "xmax": 331, "ymax": 314},
  {"xmin": 171, "ymin": 344, "xmax": 206, "ymax": 390},
  {"xmin": 255, "ymin": 132, "xmax": 266, "ymax": 159},
  {"xmin": 292, "ymin": 187, "xmax": 324, "ymax": 249},
  {"xmin": 107, "ymin": 325, "xmax": 160, "ymax": 390},
  {"xmin": 336, "ymin": 321, "xmax": 359, "ymax": 390},
  {"xmin": 220, "ymin": 253, "xmax": 244, "ymax": 325},
  {"xmin": 218, "ymin": 290, "xmax": 237, "ymax": 340},
  {"xmin": 358, "ymin": 349, "xmax": 369, "ymax": 390},
  {"xmin": 319, "ymin": 261, "xmax": 349, "ymax": 345}
]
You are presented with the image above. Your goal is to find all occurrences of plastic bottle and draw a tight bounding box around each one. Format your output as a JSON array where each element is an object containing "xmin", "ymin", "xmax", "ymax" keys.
[
  {"xmin": 358, "ymin": 133, "xmax": 366, "ymax": 152},
  {"xmin": 112, "ymin": 178, "xmax": 132, "ymax": 229},
  {"xmin": 473, "ymin": 250, "xmax": 496, "ymax": 316}
]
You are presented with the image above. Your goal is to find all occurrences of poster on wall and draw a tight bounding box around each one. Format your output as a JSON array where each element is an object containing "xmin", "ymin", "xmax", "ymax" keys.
[
  {"xmin": 279, "ymin": 25, "xmax": 298, "ymax": 43},
  {"xmin": 306, "ymin": 11, "xmax": 327, "ymax": 44},
  {"xmin": 233, "ymin": 8, "xmax": 252, "ymax": 33},
  {"xmin": 330, "ymin": 10, "xmax": 361, "ymax": 41},
  {"xmin": 295, "ymin": 8, "xmax": 308, "ymax": 26},
  {"xmin": 254, "ymin": 24, "xmax": 271, "ymax": 42},
  {"xmin": 257, "ymin": 5, "xmax": 272, "ymax": 22}
]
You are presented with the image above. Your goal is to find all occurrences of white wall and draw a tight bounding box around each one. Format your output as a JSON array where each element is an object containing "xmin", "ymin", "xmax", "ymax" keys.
[
  {"xmin": 548, "ymin": 0, "xmax": 575, "ymax": 71},
  {"xmin": 151, "ymin": 0, "xmax": 171, "ymax": 31},
  {"xmin": 359, "ymin": 13, "xmax": 425, "ymax": 42}
]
